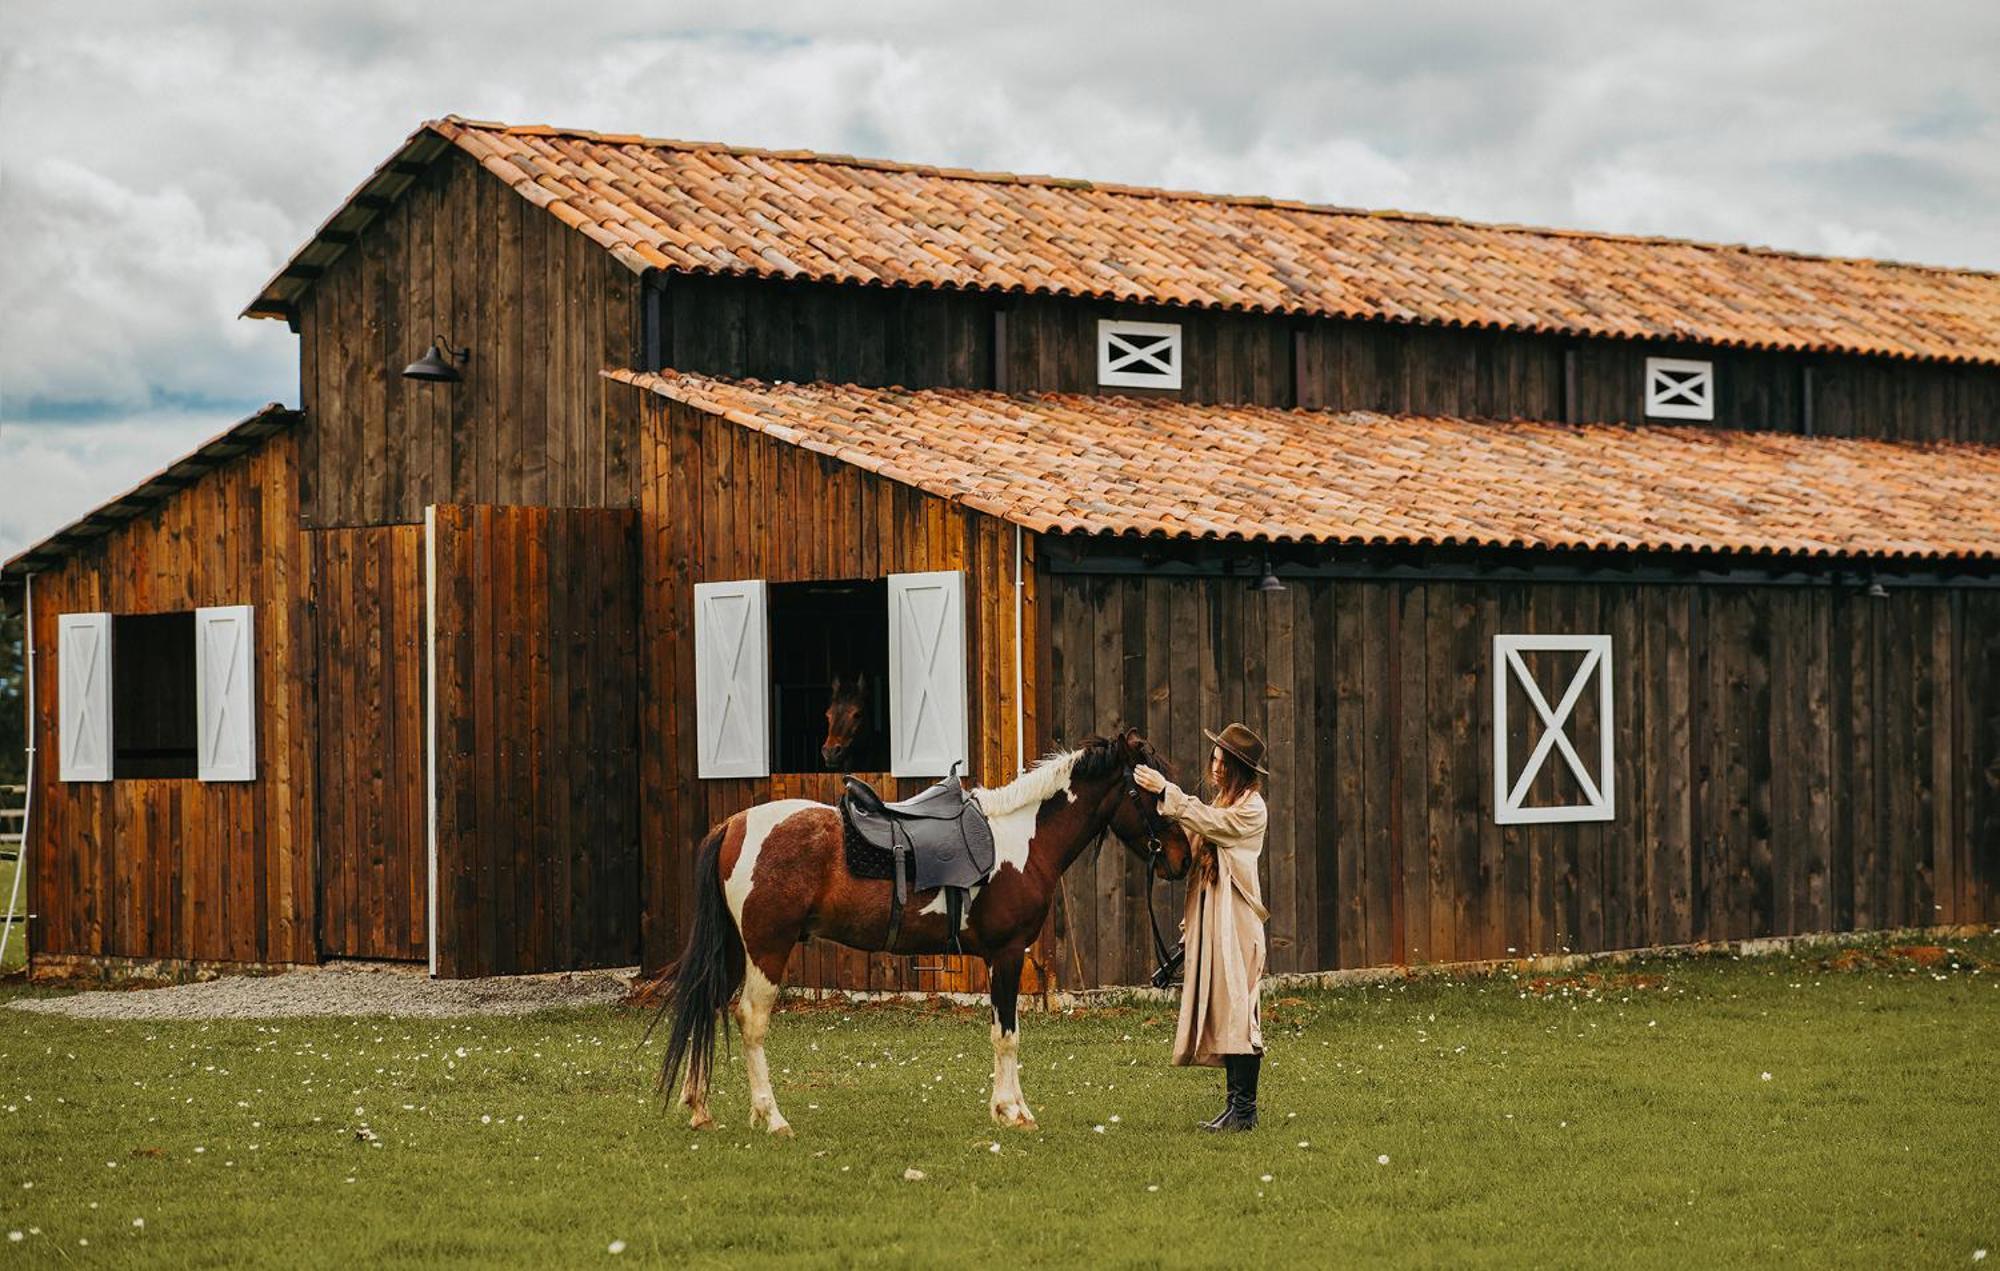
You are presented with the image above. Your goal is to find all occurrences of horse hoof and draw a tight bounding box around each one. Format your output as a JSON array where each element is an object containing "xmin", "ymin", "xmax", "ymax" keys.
[
  {"xmin": 768, "ymin": 1120, "xmax": 794, "ymax": 1138},
  {"xmin": 688, "ymin": 1112, "xmax": 717, "ymax": 1131}
]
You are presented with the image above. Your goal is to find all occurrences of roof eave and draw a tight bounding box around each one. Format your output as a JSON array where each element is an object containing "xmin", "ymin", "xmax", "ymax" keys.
[
  {"xmin": 240, "ymin": 121, "xmax": 463, "ymax": 322},
  {"xmin": 0, "ymin": 405, "xmax": 301, "ymax": 583}
]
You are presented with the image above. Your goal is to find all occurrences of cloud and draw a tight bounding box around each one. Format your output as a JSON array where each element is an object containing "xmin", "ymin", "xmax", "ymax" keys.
[{"xmin": 1, "ymin": 0, "xmax": 1997, "ymax": 558}]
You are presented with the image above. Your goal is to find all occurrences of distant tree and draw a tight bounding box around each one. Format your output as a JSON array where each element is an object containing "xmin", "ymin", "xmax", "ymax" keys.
[{"xmin": 0, "ymin": 595, "xmax": 22, "ymax": 786}]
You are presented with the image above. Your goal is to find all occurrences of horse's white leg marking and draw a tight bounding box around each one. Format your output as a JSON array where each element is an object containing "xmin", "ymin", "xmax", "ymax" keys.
[
  {"xmin": 681, "ymin": 1069, "xmax": 714, "ymax": 1130},
  {"xmin": 721, "ymin": 799, "xmax": 816, "ymax": 1138},
  {"xmin": 989, "ymin": 1019, "xmax": 1036, "ymax": 1129},
  {"xmin": 736, "ymin": 962, "xmax": 791, "ymax": 1136}
]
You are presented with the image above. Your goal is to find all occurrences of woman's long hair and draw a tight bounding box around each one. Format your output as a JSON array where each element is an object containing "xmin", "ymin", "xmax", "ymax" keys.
[{"xmin": 1210, "ymin": 747, "xmax": 1261, "ymax": 808}]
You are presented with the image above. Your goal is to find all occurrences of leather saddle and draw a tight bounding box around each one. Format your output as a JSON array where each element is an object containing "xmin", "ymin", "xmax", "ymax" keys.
[{"xmin": 839, "ymin": 762, "xmax": 995, "ymax": 954}]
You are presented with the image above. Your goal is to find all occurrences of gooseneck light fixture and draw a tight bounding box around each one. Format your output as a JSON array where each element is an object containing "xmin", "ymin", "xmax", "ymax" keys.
[
  {"xmin": 402, "ymin": 335, "xmax": 471, "ymax": 383},
  {"xmin": 1251, "ymin": 552, "xmax": 1286, "ymax": 593}
]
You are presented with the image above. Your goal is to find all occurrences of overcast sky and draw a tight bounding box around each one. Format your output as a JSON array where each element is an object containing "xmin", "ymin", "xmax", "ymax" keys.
[{"xmin": 2, "ymin": 1, "xmax": 1996, "ymax": 559}]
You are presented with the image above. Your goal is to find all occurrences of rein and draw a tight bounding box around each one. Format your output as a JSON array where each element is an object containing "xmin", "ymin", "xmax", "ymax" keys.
[{"xmin": 1125, "ymin": 769, "xmax": 1185, "ymax": 990}]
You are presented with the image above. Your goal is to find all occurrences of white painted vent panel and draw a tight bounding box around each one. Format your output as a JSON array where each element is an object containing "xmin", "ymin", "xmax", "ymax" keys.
[
  {"xmin": 1492, "ymin": 634, "xmax": 1615, "ymax": 825},
  {"xmin": 58, "ymin": 612, "xmax": 113, "ymax": 782},
  {"xmin": 888, "ymin": 570, "xmax": 968, "ymax": 778},
  {"xmin": 1097, "ymin": 319, "xmax": 1183, "ymax": 390},
  {"xmin": 196, "ymin": 605, "xmax": 257, "ymax": 782},
  {"xmin": 694, "ymin": 580, "xmax": 771, "ymax": 778},
  {"xmin": 1645, "ymin": 357, "xmax": 1714, "ymax": 420}
]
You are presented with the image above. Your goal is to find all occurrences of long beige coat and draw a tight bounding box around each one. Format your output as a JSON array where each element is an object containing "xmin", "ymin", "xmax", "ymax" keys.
[{"xmin": 1162, "ymin": 784, "xmax": 1269, "ymax": 1067}]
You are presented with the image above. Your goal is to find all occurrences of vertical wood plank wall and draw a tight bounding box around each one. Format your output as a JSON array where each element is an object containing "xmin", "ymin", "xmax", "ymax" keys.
[
  {"xmin": 659, "ymin": 274, "xmax": 2000, "ymax": 444},
  {"xmin": 25, "ymin": 431, "xmax": 318, "ymax": 965},
  {"xmin": 296, "ymin": 148, "xmax": 643, "ymax": 528},
  {"xmin": 1046, "ymin": 575, "xmax": 2000, "ymax": 987},
  {"xmin": 429, "ymin": 504, "xmax": 642, "ymax": 977},
  {"xmin": 636, "ymin": 395, "xmax": 1044, "ymax": 992},
  {"xmin": 313, "ymin": 525, "xmax": 427, "ymax": 961}
]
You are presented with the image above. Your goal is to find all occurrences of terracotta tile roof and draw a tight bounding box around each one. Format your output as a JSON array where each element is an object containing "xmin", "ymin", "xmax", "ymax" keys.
[
  {"xmin": 1, "ymin": 406, "xmax": 299, "ymax": 583},
  {"xmin": 252, "ymin": 116, "xmax": 2000, "ymax": 366},
  {"xmin": 606, "ymin": 369, "xmax": 2000, "ymax": 563}
]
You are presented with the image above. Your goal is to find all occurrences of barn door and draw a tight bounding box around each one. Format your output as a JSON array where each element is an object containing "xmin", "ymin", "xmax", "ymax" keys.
[
  {"xmin": 425, "ymin": 505, "xmax": 642, "ymax": 978},
  {"xmin": 314, "ymin": 525, "xmax": 429, "ymax": 962}
]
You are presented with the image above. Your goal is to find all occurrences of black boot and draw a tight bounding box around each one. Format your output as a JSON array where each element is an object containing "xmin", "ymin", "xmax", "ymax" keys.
[{"xmin": 1207, "ymin": 1054, "xmax": 1260, "ymax": 1132}]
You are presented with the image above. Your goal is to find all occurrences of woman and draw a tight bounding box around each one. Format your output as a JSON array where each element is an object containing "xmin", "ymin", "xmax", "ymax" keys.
[{"xmin": 1133, "ymin": 723, "xmax": 1271, "ymax": 1133}]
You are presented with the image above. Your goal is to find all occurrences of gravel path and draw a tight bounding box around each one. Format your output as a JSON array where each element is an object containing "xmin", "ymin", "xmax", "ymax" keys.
[{"xmin": 8, "ymin": 963, "xmax": 636, "ymax": 1021}]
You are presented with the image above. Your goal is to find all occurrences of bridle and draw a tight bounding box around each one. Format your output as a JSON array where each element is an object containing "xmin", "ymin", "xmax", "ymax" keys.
[{"xmin": 1124, "ymin": 764, "xmax": 1186, "ymax": 990}]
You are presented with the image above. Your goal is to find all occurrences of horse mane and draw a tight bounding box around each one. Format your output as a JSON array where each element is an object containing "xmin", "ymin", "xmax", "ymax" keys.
[{"xmin": 974, "ymin": 732, "xmax": 1164, "ymax": 816}]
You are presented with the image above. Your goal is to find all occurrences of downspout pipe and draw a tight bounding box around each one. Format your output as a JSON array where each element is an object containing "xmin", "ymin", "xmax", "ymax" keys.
[{"xmin": 1014, "ymin": 523, "xmax": 1026, "ymax": 776}]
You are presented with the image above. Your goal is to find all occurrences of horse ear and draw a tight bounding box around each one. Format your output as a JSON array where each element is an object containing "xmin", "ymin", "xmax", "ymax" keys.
[
  {"xmin": 830, "ymin": 673, "xmax": 845, "ymax": 694},
  {"xmin": 855, "ymin": 670, "xmax": 868, "ymax": 693}
]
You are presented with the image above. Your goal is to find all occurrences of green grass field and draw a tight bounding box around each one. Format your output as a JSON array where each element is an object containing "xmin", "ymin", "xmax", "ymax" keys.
[{"xmin": 1, "ymin": 934, "xmax": 1995, "ymax": 1268}]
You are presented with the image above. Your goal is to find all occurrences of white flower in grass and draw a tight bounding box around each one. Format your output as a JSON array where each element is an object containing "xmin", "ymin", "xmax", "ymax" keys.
[
  {"xmin": 1377, "ymin": 1154, "xmax": 1390, "ymax": 1165},
  {"xmin": 903, "ymin": 1168, "xmax": 926, "ymax": 1181},
  {"xmin": 988, "ymin": 1142, "xmax": 1002, "ymax": 1154},
  {"xmin": 132, "ymin": 1218, "xmax": 145, "ymax": 1228},
  {"xmin": 1260, "ymin": 1174, "xmax": 1273, "ymax": 1183},
  {"xmin": 607, "ymin": 1240, "xmax": 627, "ymax": 1255},
  {"xmin": 1092, "ymin": 1125, "xmax": 1106, "ymax": 1134},
  {"xmin": 1760, "ymin": 1072, "xmax": 1772, "ymax": 1082},
  {"xmin": 1973, "ymin": 1251, "xmax": 1986, "ymax": 1263},
  {"xmin": 7, "ymin": 1232, "xmax": 21, "ymax": 1243}
]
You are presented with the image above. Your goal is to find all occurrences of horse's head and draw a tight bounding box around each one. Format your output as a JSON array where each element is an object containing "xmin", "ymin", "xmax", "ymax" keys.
[
  {"xmin": 821, "ymin": 673, "xmax": 870, "ymax": 769},
  {"xmin": 1099, "ymin": 729, "xmax": 1194, "ymax": 882}
]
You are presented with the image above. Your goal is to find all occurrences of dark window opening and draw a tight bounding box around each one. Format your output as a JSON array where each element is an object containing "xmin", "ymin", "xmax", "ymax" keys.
[
  {"xmin": 768, "ymin": 580, "xmax": 889, "ymax": 774},
  {"xmin": 113, "ymin": 611, "xmax": 197, "ymax": 779}
]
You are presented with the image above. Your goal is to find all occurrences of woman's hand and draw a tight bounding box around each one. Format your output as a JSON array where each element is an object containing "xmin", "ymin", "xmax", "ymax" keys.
[{"xmin": 1132, "ymin": 765, "xmax": 1169, "ymax": 794}]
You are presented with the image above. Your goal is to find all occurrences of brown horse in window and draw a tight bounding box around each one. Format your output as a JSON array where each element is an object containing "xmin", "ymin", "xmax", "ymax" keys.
[
  {"xmin": 820, "ymin": 672, "xmax": 874, "ymax": 770},
  {"xmin": 652, "ymin": 730, "xmax": 1192, "ymax": 1134}
]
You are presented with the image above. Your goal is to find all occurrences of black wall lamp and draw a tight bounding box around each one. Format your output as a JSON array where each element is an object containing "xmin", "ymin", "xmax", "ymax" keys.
[
  {"xmin": 402, "ymin": 335, "xmax": 470, "ymax": 383},
  {"xmin": 1251, "ymin": 552, "xmax": 1286, "ymax": 593}
]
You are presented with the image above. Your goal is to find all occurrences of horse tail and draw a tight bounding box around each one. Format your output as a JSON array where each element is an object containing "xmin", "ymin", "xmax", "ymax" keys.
[{"xmin": 650, "ymin": 820, "xmax": 745, "ymax": 1104}]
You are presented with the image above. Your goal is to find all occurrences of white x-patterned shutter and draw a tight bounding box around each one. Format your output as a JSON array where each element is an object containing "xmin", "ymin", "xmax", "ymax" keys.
[
  {"xmin": 58, "ymin": 612, "xmax": 113, "ymax": 782},
  {"xmin": 196, "ymin": 605, "xmax": 257, "ymax": 782},
  {"xmin": 888, "ymin": 570, "xmax": 968, "ymax": 778},
  {"xmin": 694, "ymin": 580, "xmax": 770, "ymax": 778}
]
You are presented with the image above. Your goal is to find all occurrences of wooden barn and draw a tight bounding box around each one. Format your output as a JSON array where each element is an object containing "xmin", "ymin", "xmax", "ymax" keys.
[{"xmin": 6, "ymin": 115, "xmax": 1999, "ymax": 988}]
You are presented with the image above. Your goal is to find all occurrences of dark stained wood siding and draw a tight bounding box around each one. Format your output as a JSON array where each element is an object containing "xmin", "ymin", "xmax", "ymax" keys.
[
  {"xmin": 24, "ymin": 432, "xmax": 318, "ymax": 966},
  {"xmin": 295, "ymin": 149, "xmax": 644, "ymax": 528},
  {"xmin": 429, "ymin": 504, "xmax": 642, "ymax": 977},
  {"xmin": 313, "ymin": 525, "xmax": 426, "ymax": 961},
  {"xmin": 636, "ymin": 395, "xmax": 1044, "ymax": 993},
  {"xmin": 1045, "ymin": 570, "xmax": 2000, "ymax": 986},
  {"xmin": 656, "ymin": 274, "xmax": 2000, "ymax": 444}
]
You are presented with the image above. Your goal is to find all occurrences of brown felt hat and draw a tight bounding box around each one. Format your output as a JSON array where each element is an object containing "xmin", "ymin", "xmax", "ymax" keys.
[{"xmin": 1203, "ymin": 723, "xmax": 1270, "ymax": 777}]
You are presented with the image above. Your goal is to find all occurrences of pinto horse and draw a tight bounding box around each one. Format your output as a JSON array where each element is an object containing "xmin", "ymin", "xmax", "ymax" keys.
[{"xmin": 654, "ymin": 730, "xmax": 1192, "ymax": 1134}]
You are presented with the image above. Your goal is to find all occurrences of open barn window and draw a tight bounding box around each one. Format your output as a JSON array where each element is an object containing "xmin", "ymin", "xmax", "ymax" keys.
[
  {"xmin": 56, "ymin": 607, "xmax": 257, "ymax": 783},
  {"xmin": 112, "ymin": 612, "xmax": 199, "ymax": 778},
  {"xmin": 693, "ymin": 571, "xmax": 967, "ymax": 780},
  {"xmin": 768, "ymin": 580, "xmax": 890, "ymax": 774}
]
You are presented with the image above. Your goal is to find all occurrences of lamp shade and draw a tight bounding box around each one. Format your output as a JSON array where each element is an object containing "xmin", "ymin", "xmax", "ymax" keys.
[{"xmin": 402, "ymin": 342, "xmax": 462, "ymax": 383}]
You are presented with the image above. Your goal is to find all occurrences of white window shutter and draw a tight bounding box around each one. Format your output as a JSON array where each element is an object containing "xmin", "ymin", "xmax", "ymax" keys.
[
  {"xmin": 694, "ymin": 580, "xmax": 770, "ymax": 778},
  {"xmin": 888, "ymin": 570, "xmax": 968, "ymax": 778},
  {"xmin": 196, "ymin": 605, "xmax": 257, "ymax": 782},
  {"xmin": 58, "ymin": 612, "xmax": 113, "ymax": 782}
]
